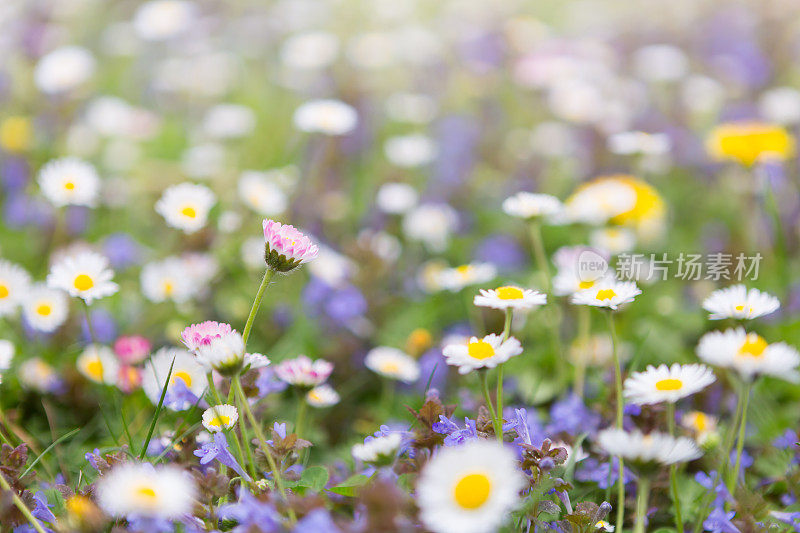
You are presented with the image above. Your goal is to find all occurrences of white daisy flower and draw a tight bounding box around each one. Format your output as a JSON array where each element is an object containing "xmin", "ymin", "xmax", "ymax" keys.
[
  {"xmin": 443, "ymin": 334, "xmax": 523, "ymax": 375},
  {"xmin": 696, "ymin": 328, "xmax": 800, "ymax": 382},
  {"xmin": 140, "ymin": 258, "xmax": 194, "ymax": 304},
  {"xmin": 681, "ymin": 411, "xmax": 718, "ymax": 443},
  {"xmin": 417, "ymin": 440, "xmax": 526, "ymax": 533},
  {"xmin": 155, "ymin": 183, "xmax": 216, "ymax": 234},
  {"xmin": 352, "ymin": 433, "xmax": 402, "ymax": 464},
  {"xmin": 203, "ymin": 104, "xmax": 256, "ymax": 139},
  {"xmin": 376, "ymin": 182, "xmax": 418, "ymax": 214},
  {"xmin": 502, "ymin": 192, "xmax": 563, "ymax": 220},
  {"xmin": 364, "ymin": 347, "xmax": 420, "ymax": 383},
  {"xmin": 293, "ymin": 99, "xmax": 358, "ymax": 135},
  {"xmin": 96, "ymin": 463, "xmax": 197, "ymax": 519},
  {"xmin": 595, "ymin": 520, "xmax": 615, "ymax": 532},
  {"xmin": 624, "ymin": 363, "xmax": 716, "ymax": 405},
  {"xmin": 19, "ymin": 358, "xmax": 60, "ymax": 393},
  {"xmin": 34, "ymin": 46, "xmax": 95, "ymax": 95},
  {"xmin": 597, "ymin": 428, "xmax": 702, "ymax": 466},
  {"xmin": 402, "ymin": 203, "xmax": 459, "ymax": 253},
  {"xmin": 702, "ymin": 285, "xmax": 780, "ymax": 321},
  {"xmin": 384, "ymin": 134, "xmax": 437, "ymax": 168},
  {"xmin": 0, "ymin": 260, "xmax": 31, "ymax": 316},
  {"xmin": 436, "ymin": 263, "xmax": 497, "ymax": 292},
  {"xmin": 21, "ymin": 285, "xmax": 69, "ymax": 333},
  {"xmin": 133, "ymin": 0, "xmax": 195, "ymax": 41},
  {"xmin": 237, "ymin": 171, "xmax": 288, "ymax": 216},
  {"xmin": 274, "ymin": 355, "xmax": 333, "ymax": 387},
  {"xmin": 37, "ymin": 157, "xmax": 100, "ymax": 208},
  {"xmin": 77, "ymin": 345, "xmax": 119, "ymax": 385},
  {"xmin": 0, "ymin": 340, "xmax": 13, "ymax": 371},
  {"xmin": 142, "ymin": 347, "xmax": 207, "ymax": 410},
  {"xmin": 473, "ymin": 286, "xmax": 547, "ymax": 311},
  {"xmin": 553, "ymin": 267, "xmax": 614, "ymax": 296},
  {"xmin": 563, "ymin": 178, "xmax": 637, "ymax": 226},
  {"xmin": 570, "ymin": 280, "xmax": 641, "ymax": 310},
  {"xmin": 194, "ymin": 330, "xmax": 246, "ymax": 375},
  {"xmin": 47, "ymin": 251, "xmax": 118, "ymax": 304},
  {"xmin": 589, "ymin": 227, "xmax": 636, "ymax": 255},
  {"xmin": 202, "ymin": 404, "xmax": 239, "ymax": 432},
  {"xmin": 306, "ymin": 384, "xmax": 340, "ymax": 408}
]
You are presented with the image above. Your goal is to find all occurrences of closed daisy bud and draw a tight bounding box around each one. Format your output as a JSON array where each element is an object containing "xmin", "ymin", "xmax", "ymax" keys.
[
  {"xmin": 702, "ymin": 285, "xmax": 780, "ymax": 321},
  {"xmin": 202, "ymin": 404, "xmax": 239, "ymax": 432},
  {"xmin": 624, "ymin": 364, "xmax": 716, "ymax": 405},
  {"xmin": 262, "ymin": 219, "xmax": 319, "ymax": 272},
  {"xmin": 77, "ymin": 345, "xmax": 119, "ymax": 385},
  {"xmin": 38, "ymin": 157, "xmax": 100, "ymax": 208},
  {"xmin": 47, "ymin": 251, "xmax": 119, "ymax": 304},
  {"xmin": 365, "ymin": 347, "xmax": 420, "ymax": 383},
  {"xmin": 443, "ymin": 334, "xmax": 523, "ymax": 375},
  {"xmin": 155, "ymin": 182, "xmax": 216, "ymax": 234},
  {"xmin": 417, "ymin": 440, "xmax": 526, "ymax": 533},
  {"xmin": 474, "ymin": 285, "xmax": 546, "ymax": 311},
  {"xmin": 96, "ymin": 463, "xmax": 197, "ymax": 520},
  {"xmin": 194, "ymin": 330, "xmax": 246, "ymax": 375},
  {"xmin": 181, "ymin": 321, "xmax": 233, "ymax": 353}
]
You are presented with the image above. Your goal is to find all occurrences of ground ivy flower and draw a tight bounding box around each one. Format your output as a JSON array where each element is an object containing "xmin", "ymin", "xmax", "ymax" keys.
[
  {"xmin": 202, "ymin": 404, "xmax": 239, "ymax": 432},
  {"xmin": 47, "ymin": 251, "xmax": 119, "ymax": 304},
  {"xmin": 697, "ymin": 328, "xmax": 800, "ymax": 382},
  {"xmin": 155, "ymin": 182, "xmax": 216, "ymax": 234},
  {"xmin": 364, "ymin": 346, "xmax": 420, "ymax": 383},
  {"xmin": 37, "ymin": 157, "xmax": 100, "ymax": 208},
  {"xmin": 702, "ymin": 285, "xmax": 780, "ymax": 320},
  {"xmin": 624, "ymin": 363, "xmax": 716, "ymax": 405},
  {"xmin": 473, "ymin": 285, "xmax": 547, "ymax": 310},
  {"xmin": 96, "ymin": 463, "xmax": 197, "ymax": 520},
  {"xmin": 571, "ymin": 280, "xmax": 641, "ymax": 310},
  {"xmin": 195, "ymin": 432, "xmax": 251, "ymax": 480},
  {"xmin": 417, "ymin": 439, "xmax": 526, "ymax": 533},
  {"xmin": 502, "ymin": 192, "xmax": 563, "ymax": 220},
  {"xmin": 274, "ymin": 355, "xmax": 333, "ymax": 387},
  {"xmin": 262, "ymin": 219, "xmax": 319, "ymax": 272},
  {"xmin": 443, "ymin": 334, "xmax": 523, "ymax": 374}
]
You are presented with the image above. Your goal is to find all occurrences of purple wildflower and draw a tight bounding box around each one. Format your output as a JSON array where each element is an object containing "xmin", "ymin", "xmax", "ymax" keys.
[{"xmin": 194, "ymin": 432, "xmax": 251, "ymax": 481}]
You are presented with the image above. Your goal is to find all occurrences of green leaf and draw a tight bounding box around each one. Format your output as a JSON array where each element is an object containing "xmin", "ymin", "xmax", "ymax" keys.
[
  {"xmin": 299, "ymin": 466, "xmax": 329, "ymax": 492},
  {"xmin": 327, "ymin": 474, "xmax": 369, "ymax": 497}
]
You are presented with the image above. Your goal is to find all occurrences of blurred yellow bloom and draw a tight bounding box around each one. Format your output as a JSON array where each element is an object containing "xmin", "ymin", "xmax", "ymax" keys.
[
  {"xmin": 706, "ymin": 121, "xmax": 795, "ymax": 166},
  {"xmin": 0, "ymin": 116, "xmax": 32, "ymax": 153},
  {"xmin": 406, "ymin": 328, "xmax": 433, "ymax": 357}
]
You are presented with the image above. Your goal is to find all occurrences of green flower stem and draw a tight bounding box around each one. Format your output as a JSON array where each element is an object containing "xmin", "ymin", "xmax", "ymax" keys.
[
  {"xmin": 206, "ymin": 374, "xmax": 246, "ymax": 474},
  {"xmin": 495, "ymin": 309, "xmax": 513, "ymax": 443},
  {"xmin": 666, "ymin": 402, "xmax": 684, "ymax": 533},
  {"xmin": 728, "ymin": 380, "xmax": 752, "ymax": 493},
  {"xmin": 0, "ymin": 471, "xmax": 47, "ymax": 533},
  {"xmin": 295, "ymin": 390, "xmax": 308, "ymax": 439},
  {"xmin": 529, "ymin": 220, "xmax": 564, "ymax": 382},
  {"xmin": 634, "ymin": 476, "xmax": 651, "ymax": 533},
  {"xmin": 528, "ymin": 221, "xmax": 551, "ymax": 292},
  {"xmin": 606, "ymin": 311, "xmax": 625, "ymax": 531},
  {"xmin": 479, "ymin": 370, "xmax": 500, "ymax": 440},
  {"xmin": 232, "ymin": 374, "xmax": 296, "ymax": 524},
  {"xmin": 242, "ymin": 268, "xmax": 275, "ymax": 348}
]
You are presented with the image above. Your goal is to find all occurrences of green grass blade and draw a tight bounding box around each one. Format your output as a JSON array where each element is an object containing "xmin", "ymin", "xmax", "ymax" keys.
[
  {"xmin": 21, "ymin": 427, "xmax": 81, "ymax": 479},
  {"xmin": 140, "ymin": 355, "xmax": 175, "ymax": 461}
]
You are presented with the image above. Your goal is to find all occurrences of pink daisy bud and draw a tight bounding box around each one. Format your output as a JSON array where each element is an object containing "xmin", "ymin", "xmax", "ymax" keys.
[
  {"xmin": 262, "ymin": 219, "xmax": 319, "ymax": 272},
  {"xmin": 113, "ymin": 335, "xmax": 151, "ymax": 365},
  {"xmin": 274, "ymin": 355, "xmax": 333, "ymax": 387},
  {"xmin": 181, "ymin": 321, "xmax": 233, "ymax": 353}
]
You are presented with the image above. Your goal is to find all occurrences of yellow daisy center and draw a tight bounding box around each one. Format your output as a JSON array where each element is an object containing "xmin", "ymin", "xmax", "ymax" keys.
[
  {"xmin": 596, "ymin": 288, "xmax": 616, "ymax": 301},
  {"xmin": 380, "ymin": 361, "xmax": 400, "ymax": 374},
  {"xmin": 65, "ymin": 495, "xmax": 93, "ymax": 517},
  {"xmin": 64, "ymin": 181, "xmax": 75, "ymax": 191},
  {"xmin": 73, "ymin": 274, "xmax": 94, "ymax": 291},
  {"xmin": 655, "ymin": 378, "xmax": 683, "ymax": 391},
  {"xmin": 738, "ymin": 333, "xmax": 768, "ymax": 358},
  {"xmin": 578, "ymin": 280, "xmax": 595, "ymax": 290},
  {"xmin": 36, "ymin": 303, "xmax": 52, "ymax": 316},
  {"xmin": 495, "ymin": 286, "xmax": 524, "ymax": 300},
  {"xmin": 163, "ymin": 280, "xmax": 174, "ymax": 295},
  {"xmin": 86, "ymin": 359, "xmax": 104, "ymax": 380},
  {"xmin": 181, "ymin": 206, "xmax": 197, "ymax": 218},
  {"xmin": 171, "ymin": 371, "xmax": 193, "ymax": 387},
  {"xmin": 453, "ymin": 472, "xmax": 492, "ymax": 510},
  {"xmin": 133, "ymin": 485, "xmax": 158, "ymax": 505},
  {"xmin": 456, "ymin": 265, "xmax": 472, "ymax": 278},
  {"xmin": 692, "ymin": 412, "xmax": 709, "ymax": 433},
  {"xmin": 308, "ymin": 390, "xmax": 321, "ymax": 402},
  {"xmin": 209, "ymin": 415, "xmax": 231, "ymax": 428},
  {"xmin": 0, "ymin": 283, "xmax": 8, "ymax": 299},
  {"xmin": 467, "ymin": 341, "xmax": 495, "ymax": 360}
]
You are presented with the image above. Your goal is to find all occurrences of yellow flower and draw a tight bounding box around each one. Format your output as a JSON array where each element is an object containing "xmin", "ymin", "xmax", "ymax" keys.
[
  {"xmin": 0, "ymin": 116, "xmax": 32, "ymax": 153},
  {"xmin": 706, "ymin": 121, "xmax": 795, "ymax": 166}
]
